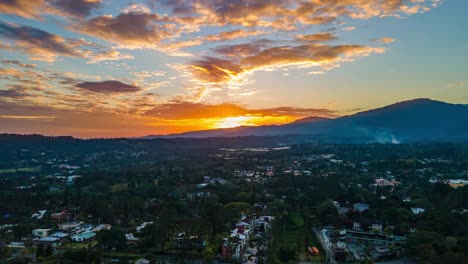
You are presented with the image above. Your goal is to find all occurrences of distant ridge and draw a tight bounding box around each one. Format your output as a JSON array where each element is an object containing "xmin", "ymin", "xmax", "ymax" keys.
[
  {"xmin": 141, "ymin": 98, "xmax": 468, "ymax": 143},
  {"xmin": 290, "ymin": 116, "xmax": 332, "ymax": 124}
]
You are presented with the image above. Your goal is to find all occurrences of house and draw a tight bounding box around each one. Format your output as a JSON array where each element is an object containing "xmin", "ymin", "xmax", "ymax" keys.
[
  {"xmin": 51, "ymin": 232, "xmax": 68, "ymax": 238},
  {"xmin": 126, "ymin": 233, "xmax": 139, "ymax": 245},
  {"xmin": 221, "ymin": 238, "xmax": 243, "ymax": 261},
  {"xmin": 171, "ymin": 233, "xmax": 205, "ymax": 249},
  {"xmin": 66, "ymin": 175, "xmax": 81, "ymax": 184},
  {"xmin": 32, "ymin": 228, "xmax": 52, "ymax": 238},
  {"xmin": 135, "ymin": 259, "xmax": 150, "ymax": 264},
  {"xmin": 31, "ymin": 210, "xmax": 47, "ymax": 219},
  {"xmin": 447, "ymin": 179, "xmax": 468, "ymax": 189},
  {"xmin": 411, "ymin": 208, "xmax": 426, "ymax": 215},
  {"xmin": 71, "ymin": 231, "xmax": 96, "ymax": 242},
  {"xmin": 51, "ymin": 210, "xmax": 72, "ymax": 221},
  {"xmin": 353, "ymin": 203, "xmax": 369, "ymax": 213},
  {"xmin": 353, "ymin": 222, "xmax": 361, "ymax": 231},
  {"xmin": 136, "ymin": 222, "xmax": 153, "ymax": 233},
  {"xmin": 374, "ymin": 178, "xmax": 400, "ymax": 187},
  {"xmin": 92, "ymin": 224, "xmax": 111, "ymax": 232},
  {"xmin": 371, "ymin": 224, "xmax": 383, "ymax": 232},
  {"xmin": 255, "ymin": 216, "xmax": 275, "ymax": 231},
  {"xmin": 6, "ymin": 242, "xmax": 25, "ymax": 249},
  {"xmin": 35, "ymin": 236, "xmax": 61, "ymax": 247},
  {"xmin": 58, "ymin": 221, "xmax": 83, "ymax": 231}
]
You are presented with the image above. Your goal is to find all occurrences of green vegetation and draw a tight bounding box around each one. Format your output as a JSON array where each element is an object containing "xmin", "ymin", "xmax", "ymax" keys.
[
  {"xmin": 0, "ymin": 135, "xmax": 467, "ymax": 263},
  {"xmin": 0, "ymin": 167, "xmax": 40, "ymax": 174}
]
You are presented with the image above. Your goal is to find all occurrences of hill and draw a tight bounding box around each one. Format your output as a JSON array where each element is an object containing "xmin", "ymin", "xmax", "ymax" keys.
[{"xmin": 142, "ymin": 99, "xmax": 468, "ymax": 143}]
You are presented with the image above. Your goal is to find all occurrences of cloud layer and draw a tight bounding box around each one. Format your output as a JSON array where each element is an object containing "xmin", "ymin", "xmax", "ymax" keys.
[{"xmin": 0, "ymin": 0, "xmax": 445, "ymax": 137}]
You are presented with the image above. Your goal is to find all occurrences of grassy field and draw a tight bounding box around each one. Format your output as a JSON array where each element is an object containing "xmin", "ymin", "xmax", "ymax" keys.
[
  {"xmin": 111, "ymin": 183, "xmax": 129, "ymax": 192},
  {"xmin": 63, "ymin": 240, "xmax": 98, "ymax": 250},
  {"xmin": 272, "ymin": 212, "xmax": 324, "ymax": 263},
  {"xmin": 0, "ymin": 167, "xmax": 40, "ymax": 174}
]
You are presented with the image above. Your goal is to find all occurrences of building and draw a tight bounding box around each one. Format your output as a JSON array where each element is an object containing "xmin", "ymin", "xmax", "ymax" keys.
[
  {"xmin": 58, "ymin": 221, "xmax": 83, "ymax": 231},
  {"xmin": 353, "ymin": 203, "xmax": 369, "ymax": 213},
  {"xmin": 31, "ymin": 210, "xmax": 47, "ymax": 219},
  {"xmin": 136, "ymin": 222, "xmax": 153, "ymax": 233},
  {"xmin": 71, "ymin": 231, "xmax": 96, "ymax": 242},
  {"xmin": 92, "ymin": 224, "xmax": 111, "ymax": 232},
  {"xmin": 135, "ymin": 259, "xmax": 150, "ymax": 264},
  {"xmin": 51, "ymin": 210, "xmax": 72, "ymax": 222},
  {"xmin": 32, "ymin": 228, "xmax": 52, "ymax": 238},
  {"xmin": 411, "ymin": 207, "xmax": 425, "ymax": 215},
  {"xmin": 374, "ymin": 178, "xmax": 400, "ymax": 187},
  {"xmin": 126, "ymin": 233, "xmax": 139, "ymax": 246},
  {"xmin": 447, "ymin": 179, "xmax": 468, "ymax": 188}
]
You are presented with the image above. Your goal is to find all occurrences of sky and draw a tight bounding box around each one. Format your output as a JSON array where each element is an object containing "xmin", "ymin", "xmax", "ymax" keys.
[{"xmin": 0, "ymin": 0, "xmax": 467, "ymax": 138}]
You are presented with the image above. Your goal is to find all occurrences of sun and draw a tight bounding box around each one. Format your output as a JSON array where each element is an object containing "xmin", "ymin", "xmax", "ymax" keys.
[{"xmin": 215, "ymin": 116, "xmax": 260, "ymax": 128}]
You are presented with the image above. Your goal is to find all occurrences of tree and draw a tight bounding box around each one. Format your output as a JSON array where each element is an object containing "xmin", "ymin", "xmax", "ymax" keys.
[
  {"xmin": 278, "ymin": 247, "xmax": 295, "ymax": 262},
  {"xmin": 202, "ymin": 247, "xmax": 215, "ymax": 264},
  {"xmin": 44, "ymin": 244, "xmax": 53, "ymax": 257},
  {"xmin": 317, "ymin": 200, "xmax": 338, "ymax": 226},
  {"xmin": 36, "ymin": 244, "xmax": 44, "ymax": 258},
  {"xmin": 97, "ymin": 228, "xmax": 127, "ymax": 252}
]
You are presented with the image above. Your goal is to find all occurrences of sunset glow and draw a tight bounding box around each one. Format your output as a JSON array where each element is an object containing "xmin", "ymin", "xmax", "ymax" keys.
[
  {"xmin": 215, "ymin": 116, "xmax": 260, "ymax": 129},
  {"xmin": 0, "ymin": 0, "xmax": 467, "ymax": 137}
]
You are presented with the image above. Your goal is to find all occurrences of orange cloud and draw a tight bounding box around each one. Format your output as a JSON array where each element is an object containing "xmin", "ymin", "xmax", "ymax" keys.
[
  {"xmin": 0, "ymin": 0, "xmax": 44, "ymax": 19},
  {"xmin": 145, "ymin": 101, "xmax": 335, "ymax": 119},
  {"xmin": 373, "ymin": 37, "xmax": 396, "ymax": 43},
  {"xmin": 296, "ymin": 33, "xmax": 337, "ymax": 43},
  {"xmin": 76, "ymin": 11, "xmax": 186, "ymax": 50},
  {"xmin": 185, "ymin": 42, "xmax": 385, "ymax": 85},
  {"xmin": 204, "ymin": 29, "xmax": 267, "ymax": 41}
]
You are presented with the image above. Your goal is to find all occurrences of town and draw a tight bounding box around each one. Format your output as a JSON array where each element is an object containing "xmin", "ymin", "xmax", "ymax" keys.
[{"xmin": 0, "ymin": 136, "xmax": 467, "ymax": 264}]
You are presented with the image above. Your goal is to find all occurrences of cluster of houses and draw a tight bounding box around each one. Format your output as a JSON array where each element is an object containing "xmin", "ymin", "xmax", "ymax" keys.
[
  {"xmin": 318, "ymin": 225, "xmax": 407, "ymax": 263},
  {"xmin": 32, "ymin": 222, "xmax": 112, "ymax": 247},
  {"xmin": 220, "ymin": 214, "xmax": 274, "ymax": 262}
]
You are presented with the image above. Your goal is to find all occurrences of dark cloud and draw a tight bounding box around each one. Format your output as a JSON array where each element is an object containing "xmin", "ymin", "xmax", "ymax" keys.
[
  {"xmin": 0, "ymin": 22, "xmax": 79, "ymax": 61},
  {"xmin": 0, "ymin": 22, "xmax": 134, "ymax": 62},
  {"xmin": 0, "ymin": 0, "xmax": 44, "ymax": 19},
  {"xmin": 0, "ymin": 88, "xmax": 24, "ymax": 98},
  {"xmin": 1, "ymin": 59, "xmax": 36, "ymax": 68},
  {"xmin": 48, "ymin": 0, "xmax": 102, "ymax": 17},
  {"xmin": 76, "ymin": 81, "xmax": 141, "ymax": 93},
  {"xmin": 77, "ymin": 11, "xmax": 182, "ymax": 49}
]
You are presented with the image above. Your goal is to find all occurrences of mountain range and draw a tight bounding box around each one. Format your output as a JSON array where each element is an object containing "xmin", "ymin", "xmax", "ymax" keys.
[{"xmin": 142, "ymin": 98, "xmax": 468, "ymax": 143}]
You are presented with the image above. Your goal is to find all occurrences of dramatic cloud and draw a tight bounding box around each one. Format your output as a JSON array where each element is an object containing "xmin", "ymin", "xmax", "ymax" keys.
[
  {"xmin": 0, "ymin": 0, "xmax": 44, "ymax": 19},
  {"xmin": 145, "ymin": 101, "xmax": 335, "ymax": 119},
  {"xmin": 0, "ymin": 22, "xmax": 79, "ymax": 61},
  {"xmin": 0, "ymin": 88, "xmax": 24, "ymax": 98},
  {"xmin": 187, "ymin": 42, "xmax": 385, "ymax": 85},
  {"xmin": 161, "ymin": 0, "xmax": 440, "ymax": 30},
  {"xmin": 48, "ymin": 0, "xmax": 102, "ymax": 17},
  {"xmin": 1, "ymin": 60, "xmax": 36, "ymax": 68},
  {"xmin": 0, "ymin": 0, "xmax": 447, "ymax": 137},
  {"xmin": 204, "ymin": 29, "xmax": 267, "ymax": 41},
  {"xmin": 76, "ymin": 10, "xmax": 185, "ymax": 49},
  {"xmin": 0, "ymin": 0, "xmax": 102, "ymax": 19},
  {"xmin": 0, "ymin": 22, "xmax": 134, "ymax": 62},
  {"xmin": 76, "ymin": 81, "xmax": 141, "ymax": 93}
]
